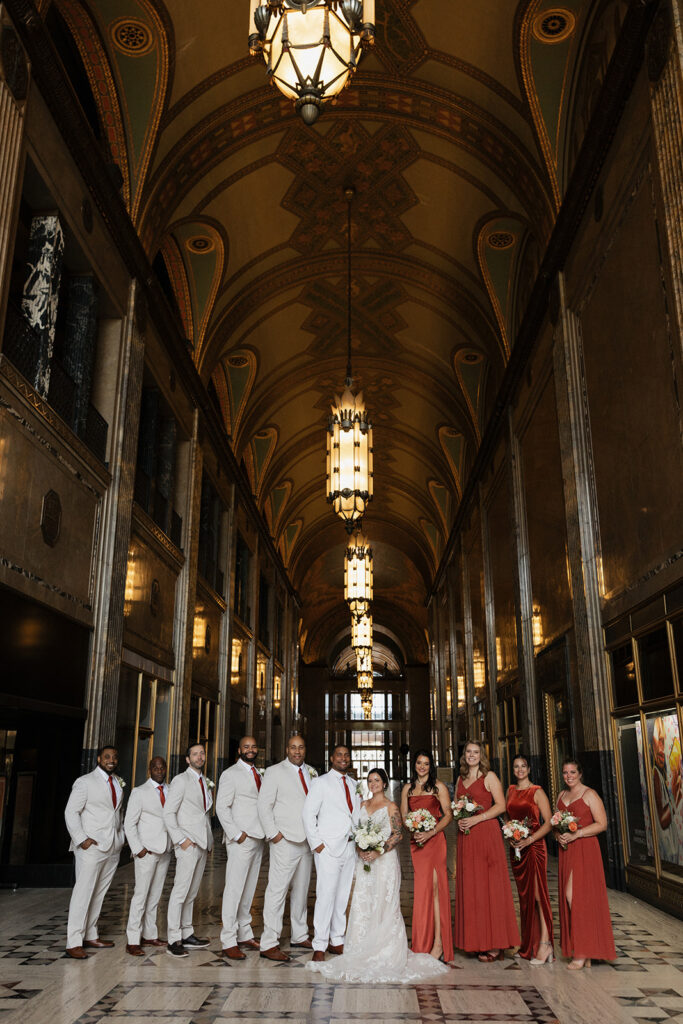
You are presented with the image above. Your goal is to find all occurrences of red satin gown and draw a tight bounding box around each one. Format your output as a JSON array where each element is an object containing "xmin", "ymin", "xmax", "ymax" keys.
[
  {"xmin": 453, "ymin": 776, "xmax": 520, "ymax": 952},
  {"xmin": 557, "ymin": 795, "xmax": 616, "ymax": 961},
  {"xmin": 408, "ymin": 794, "xmax": 454, "ymax": 962},
  {"xmin": 505, "ymin": 785, "xmax": 553, "ymax": 959}
]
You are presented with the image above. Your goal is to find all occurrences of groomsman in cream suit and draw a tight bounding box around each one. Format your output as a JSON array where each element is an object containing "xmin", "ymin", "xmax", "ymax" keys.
[
  {"xmin": 302, "ymin": 745, "xmax": 360, "ymax": 962},
  {"xmin": 257, "ymin": 735, "xmax": 314, "ymax": 961},
  {"xmin": 216, "ymin": 736, "xmax": 265, "ymax": 960},
  {"xmin": 124, "ymin": 756, "xmax": 172, "ymax": 956},
  {"xmin": 163, "ymin": 743, "xmax": 213, "ymax": 958},
  {"xmin": 64, "ymin": 745, "xmax": 125, "ymax": 959}
]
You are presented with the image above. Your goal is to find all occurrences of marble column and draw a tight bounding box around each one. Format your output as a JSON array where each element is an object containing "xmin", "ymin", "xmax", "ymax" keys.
[
  {"xmin": 216, "ymin": 484, "xmax": 235, "ymax": 777},
  {"xmin": 21, "ymin": 212, "xmax": 64, "ymax": 397},
  {"xmin": 82, "ymin": 282, "xmax": 146, "ymax": 765},
  {"xmin": 137, "ymin": 387, "xmax": 160, "ymax": 484},
  {"xmin": 648, "ymin": 1, "xmax": 683, "ymax": 345},
  {"xmin": 552, "ymin": 272, "xmax": 623, "ymax": 887},
  {"xmin": 480, "ymin": 487, "xmax": 500, "ymax": 762},
  {"xmin": 0, "ymin": 15, "xmax": 29, "ymax": 328},
  {"xmin": 63, "ymin": 274, "xmax": 98, "ymax": 436}
]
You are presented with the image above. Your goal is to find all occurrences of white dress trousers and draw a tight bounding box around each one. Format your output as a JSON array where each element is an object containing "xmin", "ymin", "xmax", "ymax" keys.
[
  {"xmin": 312, "ymin": 843, "xmax": 356, "ymax": 952},
  {"xmin": 67, "ymin": 842, "xmax": 121, "ymax": 948},
  {"xmin": 167, "ymin": 844, "xmax": 208, "ymax": 945},
  {"xmin": 219, "ymin": 836, "xmax": 263, "ymax": 948},
  {"xmin": 260, "ymin": 836, "xmax": 312, "ymax": 949},
  {"xmin": 126, "ymin": 850, "xmax": 171, "ymax": 944}
]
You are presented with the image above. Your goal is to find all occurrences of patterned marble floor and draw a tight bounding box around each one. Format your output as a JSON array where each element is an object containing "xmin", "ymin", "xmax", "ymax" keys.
[{"xmin": 1, "ymin": 823, "xmax": 683, "ymax": 1024}]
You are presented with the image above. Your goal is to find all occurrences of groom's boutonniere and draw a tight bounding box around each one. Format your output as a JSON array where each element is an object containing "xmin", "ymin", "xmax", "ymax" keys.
[
  {"xmin": 205, "ymin": 778, "xmax": 215, "ymax": 790},
  {"xmin": 115, "ymin": 776, "xmax": 126, "ymax": 789},
  {"xmin": 355, "ymin": 782, "xmax": 364, "ymax": 797},
  {"xmin": 308, "ymin": 767, "xmax": 318, "ymax": 779}
]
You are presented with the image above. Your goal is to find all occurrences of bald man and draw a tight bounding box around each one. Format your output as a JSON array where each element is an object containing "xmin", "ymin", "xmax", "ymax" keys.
[
  {"xmin": 124, "ymin": 756, "xmax": 172, "ymax": 955},
  {"xmin": 216, "ymin": 737, "xmax": 266, "ymax": 959},
  {"xmin": 257, "ymin": 736, "xmax": 315, "ymax": 960}
]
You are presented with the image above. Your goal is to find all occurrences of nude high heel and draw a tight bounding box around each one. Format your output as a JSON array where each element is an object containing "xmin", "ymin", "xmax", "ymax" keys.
[
  {"xmin": 567, "ymin": 958, "xmax": 591, "ymax": 970},
  {"xmin": 530, "ymin": 941, "xmax": 554, "ymax": 966}
]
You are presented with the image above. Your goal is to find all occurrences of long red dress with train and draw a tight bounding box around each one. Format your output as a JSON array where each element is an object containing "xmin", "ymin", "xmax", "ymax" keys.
[
  {"xmin": 453, "ymin": 776, "xmax": 520, "ymax": 952},
  {"xmin": 557, "ymin": 794, "xmax": 616, "ymax": 961},
  {"xmin": 505, "ymin": 785, "xmax": 554, "ymax": 959},
  {"xmin": 408, "ymin": 794, "xmax": 453, "ymax": 962}
]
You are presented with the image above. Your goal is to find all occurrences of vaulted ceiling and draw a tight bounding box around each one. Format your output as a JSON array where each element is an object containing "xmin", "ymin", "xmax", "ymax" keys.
[{"xmin": 53, "ymin": 0, "xmax": 628, "ymax": 664}]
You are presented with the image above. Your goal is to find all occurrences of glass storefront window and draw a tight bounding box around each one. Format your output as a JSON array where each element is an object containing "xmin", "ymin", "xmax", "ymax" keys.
[
  {"xmin": 611, "ymin": 642, "xmax": 638, "ymax": 708},
  {"xmin": 638, "ymin": 627, "xmax": 675, "ymax": 701},
  {"xmin": 616, "ymin": 717, "xmax": 655, "ymax": 867},
  {"xmin": 116, "ymin": 669, "xmax": 174, "ymax": 788}
]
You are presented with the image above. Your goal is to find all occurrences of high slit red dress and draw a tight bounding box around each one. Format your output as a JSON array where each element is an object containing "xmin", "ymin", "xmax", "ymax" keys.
[
  {"xmin": 453, "ymin": 776, "xmax": 520, "ymax": 953},
  {"xmin": 557, "ymin": 795, "xmax": 616, "ymax": 961},
  {"xmin": 505, "ymin": 785, "xmax": 554, "ymax": 959},
  {"xmin": 408, "ymin": 794, "xmax": 453, "ymax": 962}
]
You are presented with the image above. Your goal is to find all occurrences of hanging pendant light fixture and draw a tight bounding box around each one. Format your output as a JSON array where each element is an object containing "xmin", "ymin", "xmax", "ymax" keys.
[
  {"xmin": 357, "ymin": 669, "xmax": 373, "ymax": 691},
  {"xmin": 351, "ymin": 610, "xmax": 372, "ymax": 652},
  {"xmin": 249, "ymin": 1, "xmax": 375, "ymax": 125},
  {"xmin": 344, "ymin": 530, "xmax": 373, "ymax": 620},
  {"xmin": 356, "ymin": 647, "xmax": 372, "ymax": 676},
  {"xmin": 361, "ymin": 691, "xmax": 373, "ymax": 719},
  {"xmin": 326, "ymin": 186, "xmax": 373, "ymax": 533}
]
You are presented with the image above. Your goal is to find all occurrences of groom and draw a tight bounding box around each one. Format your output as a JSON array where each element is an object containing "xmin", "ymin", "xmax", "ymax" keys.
[{"xmin": 302, "ymin": 745, "xmax": 360, "ymax": 962}]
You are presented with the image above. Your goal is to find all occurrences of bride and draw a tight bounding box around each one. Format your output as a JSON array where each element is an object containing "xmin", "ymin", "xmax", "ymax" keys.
[{"xmin": 307, "ymin": 767, "xmax": 449, "ymax": 983}]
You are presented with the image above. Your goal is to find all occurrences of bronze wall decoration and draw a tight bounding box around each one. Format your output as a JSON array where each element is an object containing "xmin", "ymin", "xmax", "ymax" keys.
[
  {"xmin": 0, "ymin": 24, "xmax": 28, "ymax": 102},
  {"xmin": 40, "ymin": 489, "xmax": 62, "ymax": 547},
  {"xmin": 150, "ymin": 577, "xmax": 160, "ymax": 616}
]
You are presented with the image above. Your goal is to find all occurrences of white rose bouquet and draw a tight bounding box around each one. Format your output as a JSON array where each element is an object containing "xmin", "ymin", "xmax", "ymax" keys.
[
  {"xmin": 404, "ymin": 808, "xmax": 437, "ymax": 837},
  {"xmin": 352, "ymin": 819, "xmax": 386, "ymax": 872},
  {"xmin": 451, "ymin": 795, "xmax": 483, "ymax": 835}
]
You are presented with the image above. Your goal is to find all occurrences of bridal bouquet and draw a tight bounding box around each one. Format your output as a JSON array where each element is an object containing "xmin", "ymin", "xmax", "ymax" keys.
[
  {"xmin": 550, "ymin": 810, "xmax": 579, "ymax": 834},
  {"xmin": 502, "ymin": 818, "xmax": 530, "ymax": 860},
  {"xmin": 451, "ymin": 796, "xmax": 483, "ymax": 835},
  {"xmin": 352, "ymin": 819, "xmax": 386, "ymax": 872},
  {"xmin": 404, "ymin": 808, "xmax": 437, "ymax": 838}
]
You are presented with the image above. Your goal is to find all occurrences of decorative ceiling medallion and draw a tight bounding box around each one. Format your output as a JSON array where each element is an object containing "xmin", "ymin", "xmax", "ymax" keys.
[
  {"xmin": 487, "ymin": 231, "xmax": 516, "ymax": 250},
  {"xmin": 462, "ymin": 351, "xmax": 482, "ymax": 364},
  {"xmin": 531, "ymin": 9, "xmax": 576, "ymax": 44},
  {"xmin": 185, "ymin": 235, "xmax": 215, "ymax": 255},
  {"xmin": 110, "ymin": 18, "xmax": 154, "ymax": 57},
  {"xmin": 40, "ymin": 490, "xmax": 62, "ymax": 547},
  {"xmin": 228, "ymin": 355, "xmax": 248, "ymax": 368}
]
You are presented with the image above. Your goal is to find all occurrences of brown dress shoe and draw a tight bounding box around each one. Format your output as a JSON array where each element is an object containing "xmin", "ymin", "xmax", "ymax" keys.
[
  {"xmin": 260, "ymin": 947, "xmax": 291, "ymax": 962},
  {"xmin": 238, "ymin": 939, "xmax": 260, "ymax": 950},
  {"xmin": 126, "ymin": 944, "xmax": 145, "ymax": 956},
  {"xmin": 290, "ymin": 939, "xmax": 313, "ymax": 949},
  {"xmin": 327, "ymin": 944, "xmax": 344, "ymax": 955},
  {"xmin": 311, "ymin": 950, "xmax": 326, "ymax": 962},
  {"xmin": 83, "ymin": 939, "xmax": 115, "ymax": 948},
  {"xmin": 65, "ymin": 946, "xmax": 88, "ymax": 959},
  {"xmin": 142, "ymin": 938, "xmax": 167, "ymax": 947},
  {"xmin": 223, "ymin": 946, "xmax": 246, "ymax": 960}
]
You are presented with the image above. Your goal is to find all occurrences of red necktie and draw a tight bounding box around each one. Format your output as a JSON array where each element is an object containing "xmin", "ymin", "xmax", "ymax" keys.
[
  {"xmin": 252, "ymin": 766, "xmax": 262, "ymax": 791},
  {"xmin": 342, "ymin": 775, "xmax": 353, "ymax": 814},
  {"xmin": 158, "ymin": 785, "xmax": 165, "ymax": 807},
  {"xmin": 109, "ymin": 775, "xmax": 117, "ymax": 809},
  {"xmin": 299, "ymin": 768, "xmax": 308, "ymax": 796},
  {"xmin": 199, "ymin": 776, "xmax": 207, "ymax": 810}
]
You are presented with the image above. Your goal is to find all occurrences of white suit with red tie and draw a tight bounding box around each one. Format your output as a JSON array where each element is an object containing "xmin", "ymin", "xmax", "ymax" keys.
[
  {"xmin": 163, "ymin": 766, "xmax": 214, "ymax": 946},
  {"xmin": 124, "ymin": 777, "xmax": 172, "ymax": 944},
  {"xmin": 216, "ymin": 758, "xmax": 266, "ymax": 949},
  {"xmin": 302, "ymin": 769, "xmax": 361, "ymax": 953},
  {"xmin": 64, "ymin": 767, "xmax": 125, "ymax": 949}
]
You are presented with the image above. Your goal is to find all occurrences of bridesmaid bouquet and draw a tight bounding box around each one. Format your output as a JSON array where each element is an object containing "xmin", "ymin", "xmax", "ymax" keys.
[
  {"xmin": 451, "ymin": 796, "xmax": 483, "ymax": 835},
  {"xmin": 352, "ymin": 819, "xmax": 386, "ymax": 872},
  {"xmin": 550, "ymin": 810, "xmax": 579, "ymax": 834},
  {"xmin": 502, "ymin": 818, "xmax": 530, "ymax": 860},
  {"xmin": 404, "ymin": 808, "xmax": 437, "ymax": 837}
]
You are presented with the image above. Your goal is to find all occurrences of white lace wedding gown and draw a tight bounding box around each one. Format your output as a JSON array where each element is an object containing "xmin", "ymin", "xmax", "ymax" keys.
[{"xmin": 306, "ymin": 806, "xmax": 449, "ymax": 983}]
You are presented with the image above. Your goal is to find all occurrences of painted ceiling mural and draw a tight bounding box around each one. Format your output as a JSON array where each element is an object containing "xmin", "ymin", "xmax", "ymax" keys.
[{"xmin": 53, "ymin": 0, "xmax": 628, "ymax": 663}]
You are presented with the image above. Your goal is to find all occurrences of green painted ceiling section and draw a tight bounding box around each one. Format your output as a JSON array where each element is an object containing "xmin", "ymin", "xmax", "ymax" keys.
[
  {"xmin": 530, "ymin": 0, "xmax": 582, "ymax": 163},
  {"xmin": 174, "ymin": 222, "xmax": 220, "ymax": 342},
  {"xmin": 252, "ymin": 431, "xmax": 276, "ymax": 485},
  {"xmin": 442, "ymin": 432, "xmax": 465, "ymax": 481},
  {"xmin": 270, "ymin": 484, "xmax": 290, "ymax": 526},
  {"xmin": 226, "ymin": 361, "xmax": 253, "ymax": 428},
  {"xmin": 458, "ymin": 359, "xmax": 484, "ymax": 417},
  {"xmin": 429, "ymin": 481, "xmax": 450, "ymax": 527}
]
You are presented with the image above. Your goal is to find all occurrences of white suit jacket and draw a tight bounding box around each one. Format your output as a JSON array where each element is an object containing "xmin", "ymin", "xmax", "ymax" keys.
[
  {"xmin": 64, "ymin": 768, "xmax": 125, "ymax": 853},
  {"xmin": 217, "ymin": 760, "xmax": 266, "ymax": 842},
  {"xmin": 258, "ymin": 759, "xmax": 315, "ymax": 843},
  {"xmin": 163, "ymin": 767, "xmax": 214, "ymax": 850},
  {"xmin": 125, "ymin": 779, "xmax": 172, "ymax": 856},
  {"xmin": 302, "ymin": 770, "xmax": 361, "ymax": 857}
]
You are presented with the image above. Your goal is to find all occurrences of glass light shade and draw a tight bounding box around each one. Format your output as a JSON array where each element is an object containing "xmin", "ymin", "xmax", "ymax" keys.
[
  {"xmin": 361, "ymin": 691, "xmax": 373, "ymax": 720},
  {"xmin": 327, "ymin": 387, "xmax": 373, "ymax": 531},
  {"xmin": 344, "ymin": 531, "xmax": 373, "ymax": 619},
  {"xmin": 351, "ymin": 611, "xmax": 372, "ymax": 651},
  {"xmin": 356, "ymin": 647, "xmax": 372, "ymax": 675},
  {"xmin": 251, "ymin": 2, "xmax": 374, "ymax": 125},
  {"xmin": 357, "ymin": 669, "xmax": 373, "ymax": 691}
]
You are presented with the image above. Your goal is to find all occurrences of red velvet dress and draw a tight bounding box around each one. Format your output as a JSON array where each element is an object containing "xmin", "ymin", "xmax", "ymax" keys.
[
  {"xmin": 505, "ymin": 785, "xmax": 554, "ymax": 959},
  {"xmin": 557, "ymin": 795, "xmax": 616, "ymax": 961},
  {"xmin": 408, "ymin": 794, "xmax": 453, "ymax": 962},
  {"xmin": 453, "ymin": 776, "xmax": 520, "ymax": 952}
]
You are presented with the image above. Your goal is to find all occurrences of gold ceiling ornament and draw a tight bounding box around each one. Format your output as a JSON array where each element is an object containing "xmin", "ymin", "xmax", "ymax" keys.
[
  {"xmin": 361, "ymin": 690, "xmax": 373, "ymax": 719},
  {"xmin": 249, "ymin": 0, "xmax": 375, "ymax": 125},
  {"xmin": 357, "ymin": 669, "xmax": 373, "ymax": 691},
  {"xmin": 356, "ymin": 646, "xmax": 372, "ymax": 676},
  {"xmin": 351, "ymin": 610, "xmax": 372, "ymax": 652},
  {"xmin": 326, "ymin": 187, "xmax": 374, "ymax": 532},
  {"xmin": 344, "ymin": 531, "xmax": 373, "ymax": 620}
]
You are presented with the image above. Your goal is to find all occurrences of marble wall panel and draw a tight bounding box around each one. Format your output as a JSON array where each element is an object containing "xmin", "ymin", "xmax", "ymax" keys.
[
  {"xmin": 580, "ymin": 162, "xmax": 683, "ymax": 601},
  {"xmin": 486, "ymin": 469, "xmax": 518, "ymax": 678},
  {"xmin": 0, "ymin": 402, "xmax": 100, "ymax": 615},
  {"xmin": 122, "ymin": 526, "xmax": 180, "ymax": 666}
]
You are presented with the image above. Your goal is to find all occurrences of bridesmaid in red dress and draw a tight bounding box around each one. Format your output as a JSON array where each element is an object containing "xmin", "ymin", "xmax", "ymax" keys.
[
  {"xmin": 556, "ymin": 759, "xmax": 616, "ymax": 969},
  {"xmin": 454, "ymin": 740, "xmax": 520, "ymax": 961},
  {"xmin": 400, "ymin": 750, "xmax": 453, "ymax": 963},
  {"xmin": 505, "ymin": 755, "xmax": 554, "ymax": 963}
]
